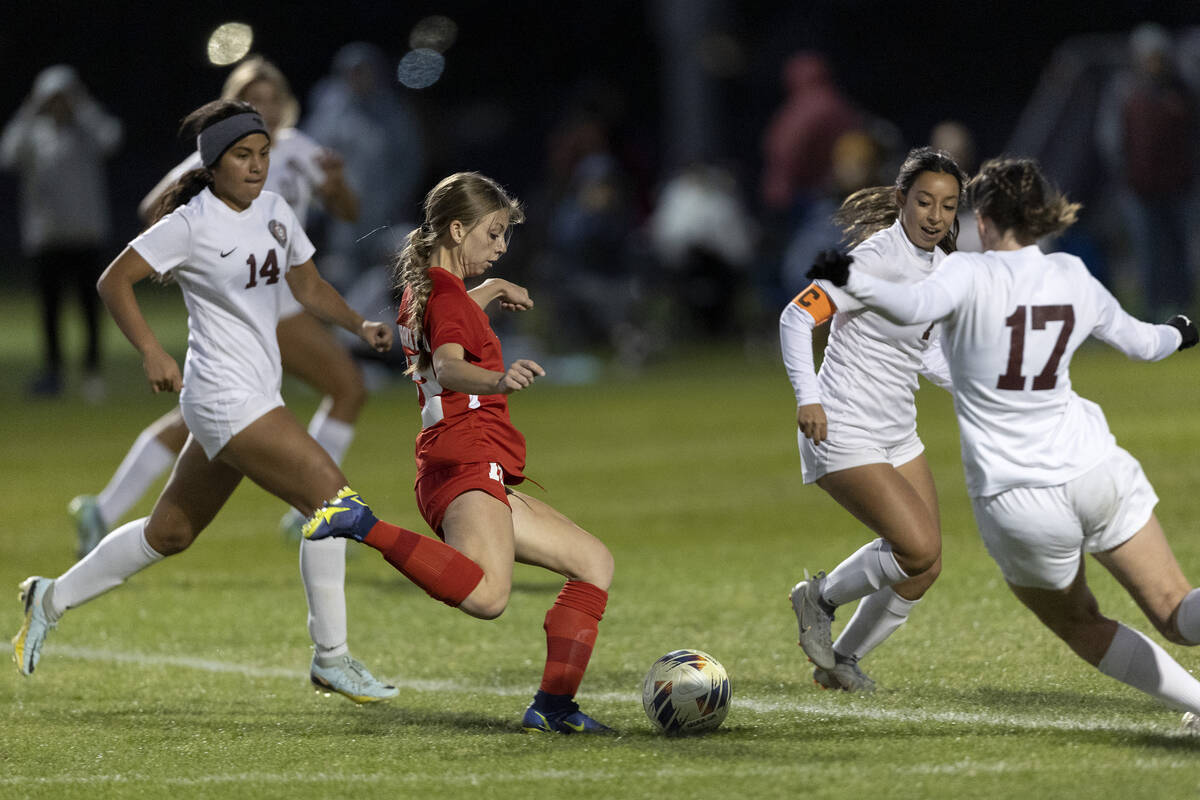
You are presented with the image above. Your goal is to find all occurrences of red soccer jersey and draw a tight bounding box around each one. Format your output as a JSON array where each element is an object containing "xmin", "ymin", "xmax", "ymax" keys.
[{"xmin": 397, "ymin": 267, "xmax": 527, "ymax": 482}]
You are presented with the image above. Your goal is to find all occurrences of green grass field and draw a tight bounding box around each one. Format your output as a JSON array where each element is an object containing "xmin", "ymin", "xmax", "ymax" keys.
[{"xmin": 2, "ymin": 288, "xmax": 1198, "ymax": 799}]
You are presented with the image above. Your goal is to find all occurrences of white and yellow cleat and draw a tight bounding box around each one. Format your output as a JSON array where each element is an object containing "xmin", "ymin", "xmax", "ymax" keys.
[
  {"xmin": 310, "ymin": 653, "xmax": 398, "ymax": 704},
  {"xmin": 12, "ymin": 576, "xmax": 56, "ymax": 676}
]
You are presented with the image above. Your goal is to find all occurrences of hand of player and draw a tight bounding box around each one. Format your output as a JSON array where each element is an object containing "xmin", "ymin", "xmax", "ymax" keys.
[
  {"xmin": 796, "ymin": 403, "xmax": 828, "ymax": 444},
  {"xmin": 1166, "ymin": 314, "xmax": 1198, "ymax": 350},
  {"xmin": 496, "ymin": 280, "xmax": 533, "ymax": 312},
  {"xmin": 315, "ymin": 148, "xmax": 345, "ymax": 181},
  {"xmin": 142, "ymin": 347, "xmax": 182, "ymax": 394},
  {"xmin": 495, "ymin": 359, "xmax": 545, "ymax": 394},
  {"xmin": 360, "ymin": 320, "xmax": 394, "ymax": 352},
  {"xmin": 806, "ymin": 250, "xmax": 853, "ymax": 287}
]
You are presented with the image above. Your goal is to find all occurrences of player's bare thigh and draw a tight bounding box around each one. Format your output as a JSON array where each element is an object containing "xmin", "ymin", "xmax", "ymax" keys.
[
  {"xmin": 442, "ymin": 490, "xmax": 517, "ymax": 619},
  {"xmin": 892, "ymin": 453, "xmax": 944, "ymax": 598},
  {"xmin": 215, "ymin": 406, "xmax": 348, "ymax": 516},
  {"xmin": 144, "ymin": 435, "xmax": 243, "ymax": 555},
  {"xmin": 277, "ymin": 311, "xmax": 366, "ymax": 421},
  {"xmin": 816, "ymin": 461, "xmax": 941, "ymax": 575},
  {"xmin": 509, "ymin": 490, "xmax": 614, "ymax": 590},
  {"xmin": 146, "ymin": 405, "xmax": 190, "ymax": 451},
  {"xmin": 1093, "ymin": 513, "xmax": 1194, "ymax": 642}
]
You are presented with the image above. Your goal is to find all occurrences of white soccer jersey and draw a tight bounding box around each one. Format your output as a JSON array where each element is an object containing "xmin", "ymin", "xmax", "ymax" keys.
[
  {"xmin": 843, "ymin": 245, "xmax": 1181, "ymax": 496},
  {"xmin": 130, "ymin": 188, "xmax": 315, "ymax": 405},
  {"xmin": 162, "ymin": 128, "xmax": 327, "ymax": 222},
  {"xmin": 780, "ymin": 219, "xmax": 952, "ymax": 444}
]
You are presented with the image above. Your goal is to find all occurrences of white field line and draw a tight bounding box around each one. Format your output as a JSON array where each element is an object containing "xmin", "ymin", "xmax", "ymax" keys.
[
  {"xmin": 31, "ymin": 644, "xmax": 1191, "ymax": 739},
  {"xmin": 3, "ymin": 759, "xmax": 1198, "ymax": 788}
]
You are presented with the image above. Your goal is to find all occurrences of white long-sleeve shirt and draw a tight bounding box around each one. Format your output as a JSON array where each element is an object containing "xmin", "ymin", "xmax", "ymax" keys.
[
  {"xmin": 779, "ymin": 219, "xmax": 952, "ymax": 445},
  {"xmin": 842, "ymin": 245, "xmax": 1181, "ymax": 496}
]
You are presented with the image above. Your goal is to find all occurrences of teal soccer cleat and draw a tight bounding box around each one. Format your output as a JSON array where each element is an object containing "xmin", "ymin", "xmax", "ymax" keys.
[
  {"xmin": 310, "ymin": 653, "xmax": 398, "ymax": 704},
  {"xmin": 12, "ymin": 577, "xmax": 56, "ymax": 676},
  {"xmin": 68, "ymin": 495, "xmax": 107, "ymax": 558}
]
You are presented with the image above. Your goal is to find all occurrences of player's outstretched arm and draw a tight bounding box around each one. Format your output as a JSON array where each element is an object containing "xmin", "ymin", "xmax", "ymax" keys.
[
  {"xmin": 432, "ymin": 342, "xmax": 544, "ymax": 395},
  {"xmin": 286, "ymin": 259, "xmax": 393, "ymax": 352},
  {"xmin": 805, "ymin": 250, "xmax": 853, "ymax": 286},
  {"xmin": 467, "ymin": 278, "xmax": 534, "ymax": 312},
  {"xmin": 97, "ymin": 247, "xmax": 181, "ymax": 393}
]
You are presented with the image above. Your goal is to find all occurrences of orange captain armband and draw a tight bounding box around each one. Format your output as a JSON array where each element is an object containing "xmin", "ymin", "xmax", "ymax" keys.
[{"xmin": 790, "ymin": 282, "xmax": 836, "ymax": 325}]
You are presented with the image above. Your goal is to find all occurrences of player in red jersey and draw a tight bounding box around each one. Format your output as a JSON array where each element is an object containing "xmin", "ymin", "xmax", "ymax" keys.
[{"xmin": 308, "ymin": 171, "xmax": 615, "ymax": 734}]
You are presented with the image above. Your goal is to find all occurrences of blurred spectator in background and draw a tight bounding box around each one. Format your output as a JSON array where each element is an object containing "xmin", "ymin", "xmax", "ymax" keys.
[
  {"xmin": 1, "ymin": 65, "xmax": 122, "ymax": 400},
  {"xmin": 526, "ymin": 83, "xmax": 648, "ymax": 368},
  {"xmin": 1097, "ymin": 23, "xmax": 1199, "ymax": 318},
  {"xmin": 929, "ymin": 120, "xmax": 982, "ymax": 253},
  {"xmin": 648, "ymin": 162, "xmax": 758, "ymax": 340},
  {"xmin": 760, "ymin": 52, "xmax": 861, "ymax": 218},
  {"xmin": 779, "ymin": 129, "xmax": 888, "ymax": 294},
  {"xmin": 304, "ymin": 42, "xmax": 425, "ymax": 293}
]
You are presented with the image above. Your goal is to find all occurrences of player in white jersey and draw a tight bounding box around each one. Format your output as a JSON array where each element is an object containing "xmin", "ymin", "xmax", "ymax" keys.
[
  {"xmin": 781, "ymin": 147, "xmax": 965, "ymax": 692},
  {"xmin": 11, "ymin": 100, "xmax": 431, "ymax": 705},
  {"xmin": 69, "ymin": 56, "xmax": 364, "ymax": 557},
  {"xmin": 808, "ymin": 156, "xmax": 1200, "ymax": 727}
]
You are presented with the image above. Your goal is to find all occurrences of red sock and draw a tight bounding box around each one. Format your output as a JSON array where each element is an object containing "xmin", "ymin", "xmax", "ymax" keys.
[
  {"xmin": 364, "ymin": 521, "xmax": 483, "ymax": 607},
  {"xmin": 540, "ymin": 581, "xmax": 608, "ymax": 696}
]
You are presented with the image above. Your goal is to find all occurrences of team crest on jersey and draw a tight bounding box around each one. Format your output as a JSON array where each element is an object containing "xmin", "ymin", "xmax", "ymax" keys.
[{"xmin": 268, "ymin": 220, "xmax": 288, "ymax": 246}]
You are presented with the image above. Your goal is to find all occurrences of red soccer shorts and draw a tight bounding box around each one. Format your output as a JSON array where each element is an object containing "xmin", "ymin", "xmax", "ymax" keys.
[{"xmin": 415, "ymin": 461, "xmax": 511, "ymax": 537}]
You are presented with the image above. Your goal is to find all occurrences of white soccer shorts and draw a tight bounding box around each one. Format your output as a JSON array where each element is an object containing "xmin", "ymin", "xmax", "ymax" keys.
[
  {"xmin": 970, "ymin": 446, "xmax": 1158, "ymax": 590},
  {"xmin": 797, "ymin": 423, "xmax": 925, "ymax": 484}
]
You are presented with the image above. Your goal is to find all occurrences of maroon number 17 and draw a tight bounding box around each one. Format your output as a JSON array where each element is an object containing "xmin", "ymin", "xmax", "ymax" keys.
[{"xmin": 996, "ymin": 304, "xmax": 1074, "ymax": 390}]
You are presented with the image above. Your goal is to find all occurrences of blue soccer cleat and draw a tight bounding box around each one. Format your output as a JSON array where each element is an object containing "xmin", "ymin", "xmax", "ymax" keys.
[
  {"xmin": 522, "ymin": 700, "xmax": 614, "ymax": 734},
  {"xmin": 301, "ymin": 487, "xmax": 378, "ymax": 543}
]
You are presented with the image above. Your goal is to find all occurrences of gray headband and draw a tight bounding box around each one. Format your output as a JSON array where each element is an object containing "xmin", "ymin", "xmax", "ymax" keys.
[{"xmin": 197, "ymin": 112, "xmax": 269, "ymax": 167}]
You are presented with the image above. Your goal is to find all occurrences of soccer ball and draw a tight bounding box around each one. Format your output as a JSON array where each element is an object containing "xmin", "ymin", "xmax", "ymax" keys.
[{"xmin": 641, "ymin": 649, "xmax": 731, "ymax": 735}]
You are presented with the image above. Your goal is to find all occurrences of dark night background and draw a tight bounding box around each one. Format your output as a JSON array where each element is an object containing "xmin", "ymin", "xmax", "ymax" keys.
[{"xmin": 2, "ymin": 0, "xmax": 1198, "ymax": 273}]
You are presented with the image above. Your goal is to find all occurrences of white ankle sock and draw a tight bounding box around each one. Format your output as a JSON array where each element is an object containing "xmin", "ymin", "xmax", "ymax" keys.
[
  {"xmin": 300, "ymin": 537, "xmax": 348, "ymax": 657},
  {"xmin": 50, "ymin": 518, "xmax": 164, "ymax": 618},
  {"xmin": 1174, "ymin": 588, "xmax": 1200, "ymax": 644},
  {"xmin": 308, "ymin": 408, "xmax": 355, "ymax": 465},
  {"xmin": 1097, "ymin": 622, "xmax": 1200, "ymax": 713},
  {"xmin": 97, "ymin": 431, "xmax": 177, "ymax": 525},
  {"xmin": 834, "ymin": 586, "xmax": 919, "ymax": 661},
  {"xmin": 822, "ymin": 538, "xmax": 910, "ymax": 607}
]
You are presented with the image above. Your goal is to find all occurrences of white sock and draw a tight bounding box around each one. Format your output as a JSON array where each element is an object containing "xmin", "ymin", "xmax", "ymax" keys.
[
  {"xmin": 1174, "ymin": 588, "xmax": 1200, "ymax": 644},
  {"xmin": 300, "ymin": 537, "xmax": 349, "ymax": 658},
  {"xmin": 308, "ymin": 407, "xmax": 355, "ymax": 465},
  {"xmin": 286, "ymin": 409, "xmax": 357, "ymax": 524},
  {"xmin": 1097, "ymin": 622, "xmax": 1200, "ymax": 713},
  {"xmin": 822, "ymin": 538, "xmax": 910, "ymax": 607},
  {"xmin": 96, "ymin": 431, "xmax": 177, "ymax": 525},
  {"xmin": 834, "ymin": 586, "xmax": 919, "ymax": 661},
  {"xmin": 50, "ymin": 518, "xmax": 164, "ymax": 618}
]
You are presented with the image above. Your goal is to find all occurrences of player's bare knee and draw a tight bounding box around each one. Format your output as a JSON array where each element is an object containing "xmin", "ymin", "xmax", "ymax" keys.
[
  {"xmin": 563, "ymin": 538, "xmax": 614, "ymax": 590},
  {"xmin": 584, "ymin": 546, "xmax": 615, "ymax": 591},
  {"xmin": 329, "ymin": 374, "xmax": 367, "ymax": 420},
  {"xmin": 1160, "ymin": 609, "xmax": 1191, "ymax": 645},
  {"xmin": 468, "ymin": 592, "xmax": 509, "ymax": 620},
  {"xmin": 143, "ymin": 520, "xmax": 195, "ymax": 556},
  {"xmin": 895, "ymin": 543, "xmax": 940, "ymax": 577}
]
